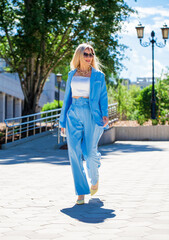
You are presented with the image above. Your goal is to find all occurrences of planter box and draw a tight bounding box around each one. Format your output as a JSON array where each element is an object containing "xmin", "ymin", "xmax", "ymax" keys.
[
  {"xmin": 99, "ymin": 126, "xmax": 115, "ymax": 145},
  {"xmin": 115, "ymin": 125, "xmax": 169, "ymax": 141}
]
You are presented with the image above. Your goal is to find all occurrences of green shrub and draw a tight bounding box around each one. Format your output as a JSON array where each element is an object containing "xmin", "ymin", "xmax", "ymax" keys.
[
  {"xmin": 152, "ymin": 119, "xmax": 159, "ymax": 125},
  {"xmin": 137, "ymin": 115, "xmax": 146, "ymax": 125},
  {"xmin": 108, "ymin": 73, "xmax": 169, "ymax": 122},
  {"xmin": 41, "ymin": 100, "xmax": 63, "ymax": 121},
  {"xmin": 160, "ymin": 117, "xmax": 166, "ymax": 125},
  {"xmin": 128, "ymin": 109, "xmax": 140, "ymax": 121},
  {"xmin": 135, "ymin": 85, "xmax": 156, "ymax": 120}
]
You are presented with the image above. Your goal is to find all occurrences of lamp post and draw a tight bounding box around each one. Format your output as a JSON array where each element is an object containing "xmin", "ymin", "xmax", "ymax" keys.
[
  {"xmin": 56, "ymin": 73, "xmax": 62, "ymax": 107},
  {"xmin": 135, "ymin": 23, "xmax": 169, "ymax": 119}
]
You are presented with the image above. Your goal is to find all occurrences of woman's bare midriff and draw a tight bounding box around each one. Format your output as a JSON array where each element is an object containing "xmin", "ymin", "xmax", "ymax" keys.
[{"xmin": 72, "ymin": 96, "xmax": 89, "ymax": 99}]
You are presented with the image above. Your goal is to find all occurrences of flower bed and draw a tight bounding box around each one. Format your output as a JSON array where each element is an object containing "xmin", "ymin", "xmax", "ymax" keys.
[{"xmin": 110, "ymin": 120, "xmax": 169, "ymax": 127}]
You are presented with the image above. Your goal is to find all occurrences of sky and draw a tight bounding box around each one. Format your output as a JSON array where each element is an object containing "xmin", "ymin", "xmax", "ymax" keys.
[{"xmin": 119, "ymin": 0, "xmax": 169, "ymax": 82}]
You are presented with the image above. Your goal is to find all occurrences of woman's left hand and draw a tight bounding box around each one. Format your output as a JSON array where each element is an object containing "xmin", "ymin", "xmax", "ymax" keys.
[{"xmin": 103, "ymin": 116, "xmax": 109, "ymax": 127}]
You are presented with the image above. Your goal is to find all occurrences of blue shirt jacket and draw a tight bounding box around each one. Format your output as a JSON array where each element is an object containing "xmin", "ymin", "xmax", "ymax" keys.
[{"xmin": 59, "ymin": 66, "xmax": 109, "ymax": 129}]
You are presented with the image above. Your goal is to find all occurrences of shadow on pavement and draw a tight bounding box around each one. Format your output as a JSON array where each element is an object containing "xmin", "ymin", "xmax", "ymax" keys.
[
  {"xmin": 101, "ymin": 142, "xmax": 164, "ymax": 156},
  {"xmin": 60, "ymin": 198, "xmax": 116, "ymax": 223},
  {"xmin": 0, "ymin": 142, "xmax": 165, "ymax": 165},
  {"xmin": 0, "ymin": 151, "xmax": 70, "ymax": 165}
]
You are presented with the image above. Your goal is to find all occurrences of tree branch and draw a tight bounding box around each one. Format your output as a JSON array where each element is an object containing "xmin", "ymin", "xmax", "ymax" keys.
[
  {"xmin": 45, "ymin": 26, "xmax": 79, "ymax": 73},
  {"xmin": 4, "ymin": 27, "xmax": 17, "ymax": 67},
  {"xmin": 40, "ymin": 48, "xmax": 72, "ymax": 92},
  {"xmin": 36, "ymin": 48, "xmax": 71, "ymax": 101},
  {"xmin": 0, "ymin": 53, "xmax": 12, "ymax": 69}
]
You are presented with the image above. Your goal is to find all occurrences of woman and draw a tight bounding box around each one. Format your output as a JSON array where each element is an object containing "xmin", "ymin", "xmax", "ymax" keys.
[{"xmin": 59, "ymin": 43, "xmax": 109, "ymax": 205}]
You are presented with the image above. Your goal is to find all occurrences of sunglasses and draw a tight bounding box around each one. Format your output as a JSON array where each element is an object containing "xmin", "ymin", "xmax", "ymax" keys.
[{"xmin": 83, "ymin": 52, "xmax": 94, "ymax": 58}]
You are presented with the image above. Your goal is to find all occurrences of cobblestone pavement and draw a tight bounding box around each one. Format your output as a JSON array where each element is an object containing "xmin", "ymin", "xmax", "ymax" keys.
[{"xmin": 0, "ymin": 136, "xmax": 169, "ymax": 240}]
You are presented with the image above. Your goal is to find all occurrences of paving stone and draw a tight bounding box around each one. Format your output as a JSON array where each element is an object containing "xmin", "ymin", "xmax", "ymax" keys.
[
  {"xmin": 0, "ymin": 228, "xmax": 13, "ymax": 234},
  {"xmin": 87, "ymin": 235, "xmax": 119, "ymax": 240},
  {"xmin": 35, "ymin": 227, "xmax": 65, "ymax": 234},
  {"xmin": 95, "ymin": 220, "xmax": 129, "ymax": 229},
  {"xmin": 145, "ymin": 234, "xmax": 169, "ymax": 240},
  {"xmin": 147, "ymin": 229, "xmax": 169, "ymax": 234},
  {"xmin": 115, "ymin": 226, "xmax": 151, "ymax": 237},
  {"xmin": 0, "ymin": 237, "xmax": 29, "ymax": 240},
  {"xmin": 113, "ymin": 238, "xmax": 144, "ymax": 240},
  {"xmin": 89, "ymin": 228, "xmax": 122, "ymax": 234},
  {"xmin": 26, "ymin": 232, "xmax": 62, "ymax": 239},
  {"xmin": 54, "ymin": 231, "xmax": 91, "ymax": 238}
]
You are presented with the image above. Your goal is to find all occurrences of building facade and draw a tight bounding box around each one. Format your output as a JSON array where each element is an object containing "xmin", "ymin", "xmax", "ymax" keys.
[
  {"xmin": 0, "ymin": 59, "xmax": 65, "ymax": 122},
  {"xmin": 136, "ymin": 77, "xmax": 156, "ymax": 89}
]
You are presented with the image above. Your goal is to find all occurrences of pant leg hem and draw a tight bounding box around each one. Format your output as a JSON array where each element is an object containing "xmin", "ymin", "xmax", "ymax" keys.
[
  {"xmin": 91, "ymin": 178, "xmax": 99, "ymax": 186},
  {"xmin": 76, "ymin": 190, "xmax": 91, "ymax": 195}
]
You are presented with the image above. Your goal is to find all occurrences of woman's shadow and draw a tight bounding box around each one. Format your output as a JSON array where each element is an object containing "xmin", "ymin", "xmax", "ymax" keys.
[{"xmin": 60, "ymin": 198, "xmax": 116, "ymax": 223}]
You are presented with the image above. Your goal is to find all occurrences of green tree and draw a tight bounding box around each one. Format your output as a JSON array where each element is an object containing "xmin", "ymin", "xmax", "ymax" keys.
[
  {"xmin": 107, "ymin": 79, "xmax": 140, "ymax": 120},
  {"xmin": 109, "ymin": 79, "xmax": 129, "ymax": 120},
  {"xmin": 156, "ymin": 75, "xmax": 169, "ymax": 117},
  {"xmin": 126, "ymin": 85, "xmax": 141, "ymax": 120},
  {"xmin": 107, "ymin": 71, "xmax": 169, "ymax": 121},
  {"xmin": 135, "ymin": 85, "xmax": 155, "ymax": 119},
  {"xmin": 0, "ymin": 0, "xmax": 134, "ymax": 115},
  {"xmin": 129, "ymin": 75, "xmax": 169, "ymax": 121}
]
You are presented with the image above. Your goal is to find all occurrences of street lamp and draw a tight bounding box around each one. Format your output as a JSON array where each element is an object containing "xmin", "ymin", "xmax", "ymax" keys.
[
  {"xmin": 136, "ymin": 23, "xmax": 169, "ymax": 119},
  {"xmin": 56, "ymin": 73, "xmax": 62, "ymax": 107}
]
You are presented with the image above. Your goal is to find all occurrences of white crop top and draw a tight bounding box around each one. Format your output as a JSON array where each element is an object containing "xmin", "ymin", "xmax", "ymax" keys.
[{"xmin": 71, "ymin": 76, "xmax": 90, "ymax": 97}]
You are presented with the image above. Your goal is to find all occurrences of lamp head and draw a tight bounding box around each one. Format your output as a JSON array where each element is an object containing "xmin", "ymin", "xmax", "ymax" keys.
[
  {"xmin": 56, "ymin": 73, "xmax": 62, "ymax": 83},
  {"xmin": 161, "ymin": 24, "xmax": 169, "ymax": 40},
  {"xmin": 136, "ymin": 23, "xmax": 145, "ymax": 39}
]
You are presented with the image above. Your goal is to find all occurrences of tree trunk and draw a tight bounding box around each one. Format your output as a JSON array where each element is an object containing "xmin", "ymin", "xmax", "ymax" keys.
[
  {"xmin": 22, "ymin": 93, "xmax": 40, "ymax": 116},
  {"xmin": 21, "ymin": 92, "xmax": 40, "ymax": 136}
]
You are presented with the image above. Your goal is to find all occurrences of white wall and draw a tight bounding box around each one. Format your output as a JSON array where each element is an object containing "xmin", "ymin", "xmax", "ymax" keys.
[
  {"xmin": 0, "ymin": 72, "xmax": 57, "ymax": 122},
  {"xmin": 0, "ymin": 92, "xmax": 5, "ymax": 122}
]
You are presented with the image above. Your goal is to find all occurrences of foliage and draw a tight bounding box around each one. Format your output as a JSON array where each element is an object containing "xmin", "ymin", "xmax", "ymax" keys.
[
  {"xmin": 160, "ymin": 117, "xmax": 166, "ymax": 125},
  {"xmin": 137, "ymin": 115, "xmax": 146, "ymax": 126},
  {"xmin": 41, "ymin": 100, "xmax": 63, "ymax": 114},
  {"xmin": 41, "ymin": 100, "xmax": 63, "ymax": 121},
  {"xmin": 114, "ymin": 80, "xmax": 128, "ymax": 120},
  {"xmin": 107, "ymin": 79, "xmax": 141, "ymax": 120},
  {"xmin": 0, "ymin": 0, "xmax": 134, "ymax": 115},
  {"xmin": 134, "ymin": 85, "xmax": 155, "ymax": 120},
  {"xmin": 152, "ymin": 119, "xmax": 159, "ymax": 125},
  {"xmin": 125, "ymin": 85, "xmax": 141, "ymax": 120},
  {"xmin": 107, "ymin": 71, "xmax": 169, "ymax": 122},
  {"xmin": 156, "ymin": 77, "xmax": 169, "ymax": 117}
]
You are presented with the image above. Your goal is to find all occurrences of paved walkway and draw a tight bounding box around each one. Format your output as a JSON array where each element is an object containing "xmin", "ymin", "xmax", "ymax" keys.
[{"xmin": 0, "ymin": 134, "xmax": 169, "ymax": 240}]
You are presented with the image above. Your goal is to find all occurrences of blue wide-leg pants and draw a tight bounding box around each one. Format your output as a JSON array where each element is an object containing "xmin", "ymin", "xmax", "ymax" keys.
[{"xmin": 65, "ymin": 97, "xmax": 104, "ymax": 195}]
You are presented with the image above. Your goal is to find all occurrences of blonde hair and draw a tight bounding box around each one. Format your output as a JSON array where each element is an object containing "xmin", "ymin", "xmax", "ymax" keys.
[{"xmin": 70, "ymin": 43, "xmax": 105, "ymax": 72}]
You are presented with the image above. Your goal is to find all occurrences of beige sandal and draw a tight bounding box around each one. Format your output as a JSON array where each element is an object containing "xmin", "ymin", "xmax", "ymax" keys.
[{"xmin": 76, "ymin": 199, "xmax": 85, "ymax": 205}]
